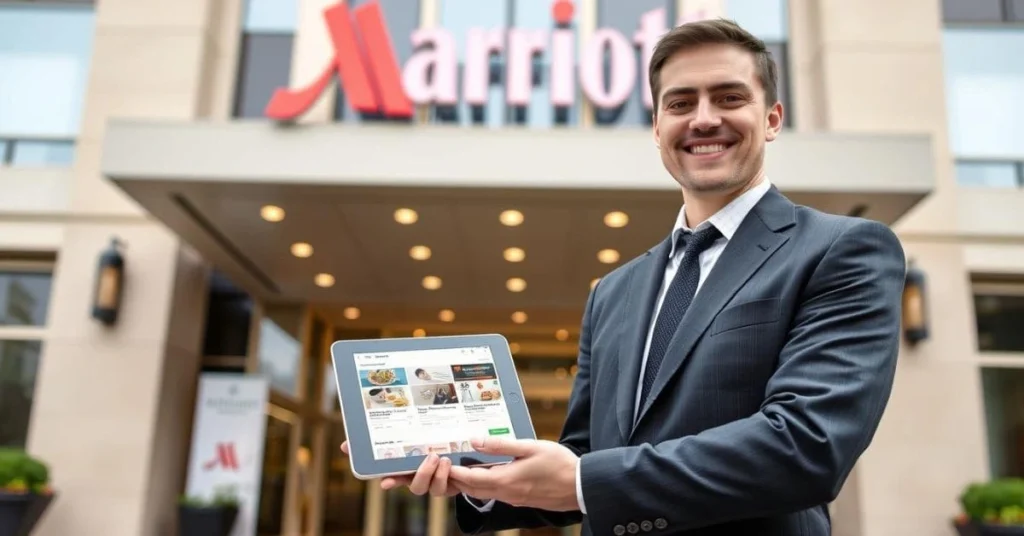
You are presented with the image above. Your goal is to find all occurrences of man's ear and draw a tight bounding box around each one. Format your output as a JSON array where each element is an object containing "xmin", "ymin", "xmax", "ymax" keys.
[
  {"xmin": 765, "ymin": 101, "xmax": 783, "ymax": 142},
  {"xmin": 652, "ymin": 111, "xmax": 661, "ymax": 148}
]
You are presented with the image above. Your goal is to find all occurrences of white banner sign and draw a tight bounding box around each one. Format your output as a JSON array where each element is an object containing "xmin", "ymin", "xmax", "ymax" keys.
[{"xmin": 185, "ymin": 374, "xmax": 270, "ymax": 536}]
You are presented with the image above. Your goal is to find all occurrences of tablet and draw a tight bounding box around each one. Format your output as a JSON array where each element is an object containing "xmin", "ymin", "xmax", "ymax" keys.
[{"xmin": 329, "ymin": 333, "xmax": 536, "ymax": 480}]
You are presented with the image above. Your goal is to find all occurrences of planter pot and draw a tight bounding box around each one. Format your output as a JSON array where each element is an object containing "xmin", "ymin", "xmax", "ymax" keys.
[
  {"xmin": 979, "ymin": 524, "xmax": 1024, "ymax": 536},
  {"xmin": 954, "ymin": 520, "xmax": 981, "ymax": 536},
  {"xmin": 178, "ymin": 505, "xmax": 238, "ymax": 536},
  {"xmin": 0, "ymin": 492, "xmax": 55, "ymax": 536}
]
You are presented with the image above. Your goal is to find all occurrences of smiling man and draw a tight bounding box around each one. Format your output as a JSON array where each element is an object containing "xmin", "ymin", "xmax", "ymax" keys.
[{"xmin": 341, "ymin": 18, "xmax": 907, "ymax": 536}]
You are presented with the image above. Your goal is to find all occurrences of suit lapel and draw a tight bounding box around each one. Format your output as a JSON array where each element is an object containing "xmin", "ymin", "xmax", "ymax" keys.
[
  {"xmin": 631, "ymin": 187, "xmax": 797, "ymax": 433},
  {"xmin": 615, "ymin": 234, "xmax": 672, "ymax": 443}
]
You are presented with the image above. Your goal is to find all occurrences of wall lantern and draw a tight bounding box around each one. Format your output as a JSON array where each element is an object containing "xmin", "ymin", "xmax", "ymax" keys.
[
  {"xmin": 91, "ymin": 237, "xmax": 125, "ymax": 326},
  {"xmin": 902, "ymin": 260, "xmax": 928, "ymax": 345}
]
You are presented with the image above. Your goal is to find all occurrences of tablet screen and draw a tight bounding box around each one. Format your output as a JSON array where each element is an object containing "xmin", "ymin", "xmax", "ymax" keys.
[{"xmin": 354, "ymin": 345, "xmax": 515, "ymax": 460}]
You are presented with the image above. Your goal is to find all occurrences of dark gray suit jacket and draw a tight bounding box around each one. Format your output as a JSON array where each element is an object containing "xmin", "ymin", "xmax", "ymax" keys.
[{"xmin": 455, "ymin": 187, "xmax": 906, "ymax": 535}]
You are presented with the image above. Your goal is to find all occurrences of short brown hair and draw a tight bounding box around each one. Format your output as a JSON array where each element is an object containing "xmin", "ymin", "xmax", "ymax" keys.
[{"xmin": 648, "ymin": 18, "xmax": 779, "ymax": 111}]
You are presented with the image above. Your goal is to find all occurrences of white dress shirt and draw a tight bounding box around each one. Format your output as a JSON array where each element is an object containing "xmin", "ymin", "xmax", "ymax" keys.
[{"xmin": 472, "ymin": 178, "xmax": 773, "ymax": 516}]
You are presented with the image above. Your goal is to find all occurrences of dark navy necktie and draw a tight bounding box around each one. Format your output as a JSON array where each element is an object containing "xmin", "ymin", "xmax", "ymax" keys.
[{"xmin": 638, "ymin": 224, "xmax": 723, "ymax": 411}]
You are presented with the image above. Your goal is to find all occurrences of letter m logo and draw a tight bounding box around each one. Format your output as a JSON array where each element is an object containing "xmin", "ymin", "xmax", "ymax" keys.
[{"xmin": 264, "ymin": 0, "xmax": 413, "ymax": 120}]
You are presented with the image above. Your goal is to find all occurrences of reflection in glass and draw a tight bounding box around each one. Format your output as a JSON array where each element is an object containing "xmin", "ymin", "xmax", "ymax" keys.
[
  {"xmin": 943, "ymin": 28, "xmax": 1024, "ymax": 159},
  {"xmin": 259, "ymin": 305, "xmax": 303, "ymax": 397},
  {"xmin": 0, "ymin": 340, "xmax": 42, "ymax": 449},
  {"xmin": 956, "ymin": 161, "xmax": 1021, "ymax": 188},
  {"xmin": 202, "ymin": 271, "xmax": 253, "ymax": 356},
  {"xmin": 0, "ymin": 271, "xmax": 52, "ymax": 327},
  {"xmin": 322, "ymin": 421, "xmax": 366, "ymax": 536},
  {"xmin": 0, "ymin": 4, "xmax": 95, "ymax": 138},
  {"xmin": 9, "ymin": 140, "xmax": 75, "ymax": 166},
  {"xmin": 243, "ymin": 0, "xmax": 297, "ymax": 33},
  {"xmin": 975, "ymin": 294, "xmax": 1024, "ymax": 352},
  {"xmin": 981, "ymin": 368, "xmax": 1024, "ymax": 480},
  {"xmin": 257, "ymin": 412, "xmax": 291, "ymax": 535}
]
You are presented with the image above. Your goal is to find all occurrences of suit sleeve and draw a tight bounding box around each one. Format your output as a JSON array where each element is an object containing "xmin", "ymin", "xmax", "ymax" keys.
[
  {"xmin": 578, "ymin": 219, "xmax": 906, "ymax": 532},
  {"xmin": 454, "ymin": 284, "xmax": 599, "ymax": 534}
]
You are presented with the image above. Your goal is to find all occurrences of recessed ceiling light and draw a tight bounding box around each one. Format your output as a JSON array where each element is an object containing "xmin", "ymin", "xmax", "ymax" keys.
[
  {"xmin": 291, "ymin": 242, "xmax": 313, "ymax": 258},
  {"xmin": 500, "ymin": 210, "xmax": 524, "ymax": 227},
  {"xmin": 604, "ymin": 211, "xmax": 629, "ymax": 228},
  {"xmin": 509, "ymin": 342, "xmax": 521, "ymax": 354},
  {"xmin": 511, "ymin": 311, "xmax": 527, "ymax": 324},
  {"xmin": 343, "ymin": 307, "xmax": 360, "ymax": 320},
  {"xmin": 261, "ymin": 205, "xmax": 284, "ymax": 222},
  {"xmin": 503, "ymin": 247, "xmax": 525, "ymax": 263},
  {"xmin": 506, "ymin": 277, "xmax": 527, "ymax": 292},
  {"xmin": 439, "ymin": 309, "xmax": 455, "ymax": 322},
  {"xmin": 394, "ymin": 208, "xmax": 418, "ymax": 225},
  {"xmin": 555, "ymin": 329, "xmax": 569, "ymax": 341},
  {"xmin": 590, "ymin": 278, "xmax": 600, "ymax": 290},
  {"xmin": 413, "ymin": 328, "xmax": 426, "ymax": 337},
  {"xmin": 409, "ymin": 245, "xmax": 431, "ymax": 260},
  {"xmin": 422, "ymin": 276, "xmax": 442, "ymax": 290},
  {"xmin": 597, "ymin": 249, "xmax": 620, "ymax": 264},
  {"xmin": 315, "ymin": 273, "xmax": 335, "ymax": 288}
]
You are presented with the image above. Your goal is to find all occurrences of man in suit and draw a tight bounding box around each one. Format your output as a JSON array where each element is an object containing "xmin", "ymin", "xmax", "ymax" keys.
[{"xmin": 341, "ymin": 18, "xmax": 906, "ymax": 535}]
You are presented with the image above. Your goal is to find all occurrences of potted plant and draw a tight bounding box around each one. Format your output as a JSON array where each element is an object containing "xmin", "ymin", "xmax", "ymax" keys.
[
  {"xmin": 953, "ymin": 478, "xmax": 1024, "ymax": 536},
  {"xmin": 178, "ymin": 485, "xmax": 240, "ymax": 536},
  {"xmin": 0, "ymin": 448, "xmax": 55, "ymax": 536}
]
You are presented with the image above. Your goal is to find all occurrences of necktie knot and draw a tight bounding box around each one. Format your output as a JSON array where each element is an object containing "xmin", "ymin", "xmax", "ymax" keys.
[{"xmin": 675, "ymin": 224, "xmax": 722, "ymax": 258}]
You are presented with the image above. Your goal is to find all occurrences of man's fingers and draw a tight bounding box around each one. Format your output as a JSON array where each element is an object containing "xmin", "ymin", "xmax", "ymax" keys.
[
  {"xmin": 340, "ymin": 441, "xmax": 349, "ymax": 455},
  {"xmin": 429, "ymin": 457, "xmax": 452, "ymax": 496},
  {"xmin": 448, "ymin": 464, "xmax": 502, "ymax": 493},
  {"xmin": 408, "ymin": 454, "xmax": 440, "ymax": 495},
  {"xmin": 380, "ymin": 475, "xmax": 412, "ymax": 490},
  {"xmin": 470, "ymin": 437, "xmax": 535, "ymax": 458}
]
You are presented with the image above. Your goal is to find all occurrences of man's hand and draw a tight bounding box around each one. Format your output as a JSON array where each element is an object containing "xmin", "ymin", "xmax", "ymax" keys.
[
  {"xmin": 340, "ymin": 441, "xmax": 464, "ymax": 497},
  {"xmin": 447, "ymin": 437, "xmax": 580, "ymax": 512}
]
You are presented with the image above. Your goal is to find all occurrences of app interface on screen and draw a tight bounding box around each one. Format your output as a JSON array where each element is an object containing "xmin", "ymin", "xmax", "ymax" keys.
[{"xmin": 354, "ymin": 346, "xmax": 514, "ymax": 459}]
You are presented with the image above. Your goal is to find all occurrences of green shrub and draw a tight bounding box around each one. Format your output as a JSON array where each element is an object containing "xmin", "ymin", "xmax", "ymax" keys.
[
  {"xmin": 0, "ymin": 449, "xmax": 51, "ymax": 495},
  {"xmin": 960, "ymin": 478, "xmax": 1024, "ymax": 525},
  {"xmin": 179, "ymin": 485, "xmax": 240, "ymax": 509}
]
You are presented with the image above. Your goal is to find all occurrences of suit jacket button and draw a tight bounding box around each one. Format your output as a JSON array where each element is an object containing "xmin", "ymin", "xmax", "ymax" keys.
[
  {"xmin": 641, "ymin": 520, "xmax": 653, "ymax": 532},
  {"xmin": 627, "ymin": 522, "xmax": 639, "ymax": 534},
  {"xmin": 655, "ymin": 518, "xmax": 668, "ymax": 530},
  {"xmin": 614, "ymin": 524, "xmax": 626, "ymax": 536}
]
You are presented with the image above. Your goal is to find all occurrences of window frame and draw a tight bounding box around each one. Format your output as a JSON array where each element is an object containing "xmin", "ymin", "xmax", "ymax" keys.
[{"xmin": 0, "ymin": 260, "xmax": 53, "ymax": 340}]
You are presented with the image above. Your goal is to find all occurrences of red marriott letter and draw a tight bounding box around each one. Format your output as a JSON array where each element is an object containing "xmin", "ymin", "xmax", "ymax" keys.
[{"xmin": 265, "ymin": 0, "xmax": 413, "ymax": 120}]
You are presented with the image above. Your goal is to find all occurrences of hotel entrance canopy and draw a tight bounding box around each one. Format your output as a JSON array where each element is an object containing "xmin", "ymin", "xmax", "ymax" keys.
[{"xmin": 101, "ymin": 120, "xmax": 934, "ymax": 327}]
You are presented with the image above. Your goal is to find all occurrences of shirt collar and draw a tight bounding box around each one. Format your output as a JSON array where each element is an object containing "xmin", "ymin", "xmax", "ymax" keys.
[{"xmin": 669, "ymin": 178, "xmax": 772, "ymax": 258}]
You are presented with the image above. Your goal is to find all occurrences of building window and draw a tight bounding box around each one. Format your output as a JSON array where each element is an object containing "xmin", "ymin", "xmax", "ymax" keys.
[
  {"xmin": 981, "ymin": 368, "xmax": 1024, "ymax": 480},
  {"xmin": 943, "ymin": 28, "xmax": 1024, "ymax": 186},
  {"xmin": 956, "ymin": 160, "xmax": 1024, "ymax": 188},
  {"xmin": 201, "ymin": 271, "xmax": 253, "ymax": 357},
  {"xmin": 0, "ymin": 3, "xmax": 94, "ymax": 167},
  {"xmin": 233, "ymin": 0, "xmax": 297, "ymax": 118},
  {"xmin": 943, "ymin": 0, "xmax": 1024, "ymax": 23},
  {"xmin": 974, "ymin": 291, "xmax": 1024, "ymax": 353},
  {"xmin": 0, "ymin": 265, "xmax": 52, "ymax": 449}
]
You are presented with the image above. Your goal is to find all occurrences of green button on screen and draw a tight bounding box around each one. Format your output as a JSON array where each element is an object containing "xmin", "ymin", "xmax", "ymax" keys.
[{"xmin": 488, "ymin": 428, "xmax": 510, "ymax": 436}]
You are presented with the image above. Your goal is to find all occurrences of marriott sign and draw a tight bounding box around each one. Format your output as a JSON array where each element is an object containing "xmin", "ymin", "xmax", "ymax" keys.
[{"xmin": 264, "ymin": 0, "xmax": 719, "ymax": 121}]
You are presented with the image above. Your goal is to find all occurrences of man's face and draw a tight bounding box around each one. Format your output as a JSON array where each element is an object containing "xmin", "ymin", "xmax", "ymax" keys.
[{"xmin": 652, "ymin": 43, "xmax": 783, "ymax": 197}]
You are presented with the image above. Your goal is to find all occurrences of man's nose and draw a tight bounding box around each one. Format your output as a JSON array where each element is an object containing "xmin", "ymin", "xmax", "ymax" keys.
[{"xmin": 691, "ymin": 99, "xmax": 722, "ymax": 131}]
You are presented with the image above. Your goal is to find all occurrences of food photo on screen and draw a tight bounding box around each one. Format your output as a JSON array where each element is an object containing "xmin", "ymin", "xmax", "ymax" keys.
[
  {"xmin": 404, "ymin": 443, "xmax": 451, "ymax": 457},
  {"xmin": 411, "ymin": 383, "xmax": 460, "ymax": 406},
  {"xmin": 359, "ymin": 368, "xmax": 408, "ymax": 388},
  {"xmin": 362, "ymin": 386, "xmax": 411, "ymax": 408},
  {"xmin": 455, "ymin": 379, "xmax": 502, "ymax": 403},
  {"xmin": 376, "ymin": 446, "xmax": 405, "ymax": 459}
]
